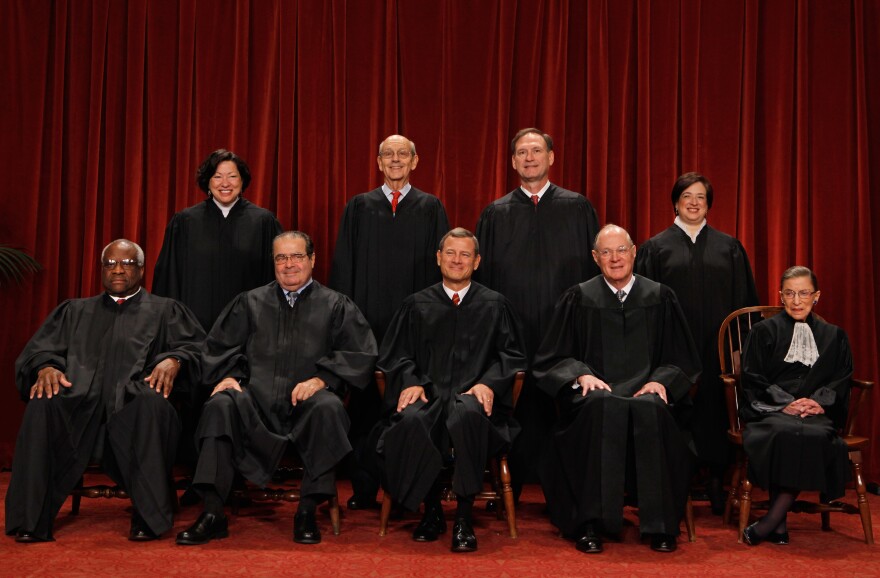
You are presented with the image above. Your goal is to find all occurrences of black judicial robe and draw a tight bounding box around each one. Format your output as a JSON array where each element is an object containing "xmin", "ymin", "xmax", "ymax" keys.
[
  {"xmin": 6, "ymin": 291, "xmax": 205, "ymax": 539},
  {"xmin": 475, "ymin": 185, "xmax": 600, "ymax": 480},
  {"xmin": 635, "ymin": 224, "xmax": 758, "ymax": 468},
  {"xmin": 533, "ymin": 275, "xmax": 702, "ymax": 536},
  {"xmin": 329, "ymin": 187, "xmax": 449, "ymax": 346},
  {"xmin": 199, "ymin": 281, "xmax": 377, "ymax": 487},
  {"xmin": 153, "ymin": 197, "xmax": 282, "ymax": 332},
  {"xmin": 376, "ymin": 283, "xmax": 528, "ymax": 510},
  {"xmin": 740, "ymin": 313, "xmax": 852, "ymax": 499}
]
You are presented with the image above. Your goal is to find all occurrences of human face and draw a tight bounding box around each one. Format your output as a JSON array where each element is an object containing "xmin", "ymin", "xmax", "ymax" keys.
[
  {"xmin": 377, "ymin": 135, "xmax": 418, "ymax": 189},
  {"xmin": 101, "ymin": 242, "xmax": 144, "ymax": 297},
  {"xmin": 592, "ymin": 228, "xmax": 636, "ymax": 289},
  {"xmin": 511, "ymin": 133, "xmax": 554, "ymax": 187},
  {"xmin": 437, "ymin": 236, "xmax": 481, "ymax": 290},
  {"xmin": 675, "ymin": 181, "xmax": 709, "ymax": 226},
  {"xmin": 209, "ymin": 160, "xmax": 243, "ymax": 206},
  {"xmin": 273, "ymin": 236, "xmax": 315, "ymax": 292},
  {"xmin": 780, "ymin": 276, "xmax": 820, "ymax": 321}
]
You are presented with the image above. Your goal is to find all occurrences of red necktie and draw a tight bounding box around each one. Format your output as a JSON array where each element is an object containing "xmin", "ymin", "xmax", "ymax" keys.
[
  {"xmin": 391, "ymin": 190, "xmax": 401, "ymax": 214},
  {"xmin": 531, "ymin": 194, "xmax": 539, "ymax": 206},
  {"xmin": 117, "ymin": 298, "xmax": 125, "ymax": 305},
  {"xmin": 452, "ymin": 292, "xmax": 460, "ymax": 306}
]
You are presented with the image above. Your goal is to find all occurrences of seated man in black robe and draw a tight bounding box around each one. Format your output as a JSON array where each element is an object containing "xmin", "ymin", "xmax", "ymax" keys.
[
  {"xmin": 6, "ymin": 239, "xmax": 205, "ymax": 543},
  {"xmin": 534, "ymin": 224, "xmax": 701, "ymax": 554},
  {"xmin": 176, "ymin": 231, "xmax": 377, "ymax": 546},
  {"xmin": 376, "ymin": 227, "xmax": 528, "ymax": 552}
]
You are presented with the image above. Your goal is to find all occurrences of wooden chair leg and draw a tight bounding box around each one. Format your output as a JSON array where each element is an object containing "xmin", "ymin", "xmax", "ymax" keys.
[
  {"xmin": 851, "ymin": 450, "xmax": 874, "ymax": 545},
  {"xmin": 499, "ymin": 456, "xmax": 517, "ymax": 539},
  {"xmin": 490, "ymin": 459, "xmax": 504, "ymax": 521},
  {"xmin": 379, "ymin": 493, "xmax": 393, "ymax": 536},
  {"xmin": 685, "ymin": 496, "xmax": 696, "ymax": 542},
  {"xmin": 738, "ymin": 472, "xmax": 752, "ymax": 544},
  {"xmin": 724, "ymin": 453, "xmax": 743, "ymax": 526},
  {"xmin": 329, "ymin": 492, "xmax": 341, "ymax": 535}
]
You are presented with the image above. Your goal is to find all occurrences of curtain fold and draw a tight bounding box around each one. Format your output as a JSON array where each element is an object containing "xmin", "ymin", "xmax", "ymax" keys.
[{"xmin": 2, "ymin": 0, "xmax": 878, "ymax": 478}]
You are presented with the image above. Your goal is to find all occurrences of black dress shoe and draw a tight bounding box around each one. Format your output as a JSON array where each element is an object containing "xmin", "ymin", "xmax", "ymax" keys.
[
  {"xmin": 176, "ymin": 512, "xmax": 229, "ymax": 545},
  {"xmin": 412, "ymin": 506, "xmax": 446, "ymax": 542},
  {"xmin": 293, "ymin": 511, "xmax": 321, "ymax": 544},
  {"xmin": 450, "ymin": 517, "xmax": 477, "ymax": 553},
  {"xmin": 650, "ymin": 534, "xmax": 677, "ymax": 553},
  {"xmin": 15, "ymin": 531, "xmax": 52, "ymax": 543},
  {"xmin": 346, "ymin": 495, "xmax": 381, "ymax": 510},
  {"xmin": 742, "ymin": 521, "xmax": 762, "ymax": 546},
  {"xmin": 129, "ymin": 513, "xmax": 159, "ymax": 542},
  {"xmin": 575, "ymin": 534, "xmax": 603, "ymax": 554},
  {"xmin": 767, "ymin": 531, "xmax": 789, "ymax": 545}
]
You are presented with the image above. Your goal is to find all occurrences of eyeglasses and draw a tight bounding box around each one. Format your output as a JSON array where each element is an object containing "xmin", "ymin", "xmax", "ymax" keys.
[
  {"xmin": 379, "ymin": 149, "xmax": 413, "ymax": 160},
  {"xmin": 595, "ymin": 246, "xmax": 633, "ymax": 259},
  {"xmin": 274, "ymin": 253, "xmax": 310, "ymax": 264},
  {"xmin": 780, "ymin": 289, "xmax": 816, "ymax": 301},
  {"xmin": 102, "ymin": 259, "xmax": 140, "ymax": 270}
]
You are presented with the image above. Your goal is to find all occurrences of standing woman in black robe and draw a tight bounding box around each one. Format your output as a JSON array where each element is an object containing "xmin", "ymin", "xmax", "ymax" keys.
[
  {"xmin": 153, "ymin": 149, "xmax": 282, "ymax": 473},
  {"xmin": 635, "ymin": 172, "xmax": 758, "ymax": 513},
  {"xmin": 739, "ymin": 266, "xmax": 852, "ymax": 545}
]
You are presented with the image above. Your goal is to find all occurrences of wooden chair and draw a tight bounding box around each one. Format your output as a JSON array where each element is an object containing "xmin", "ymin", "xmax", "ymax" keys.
[
  {"xmin": 718, "ymin": 305, "xmax": 874, "ymax": 544},
  {"xmin": 71, "ymin": 464, "xmax": 180, "ymax": 515},
  {"xmin": 375, "ymin": 370, "xmax": 525, "ymax": 539}
]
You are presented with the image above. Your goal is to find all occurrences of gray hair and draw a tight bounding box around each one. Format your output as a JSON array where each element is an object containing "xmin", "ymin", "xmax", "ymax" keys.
[
  {"xmin": 593, "ymin": 224, "xmax": 634, "ymax": 249},
  {"xmin": 378, "ymin": 135, "xmax": 417, "ymax": 156},
  {"xmin": 101, "ymin": 239, "xmax": 144, "ymax": 266},
  {"xmin": 780, "ymin": 265, "xmax": 819, "ymax": 291},
  {"xmin": 438, "ymin": 227, "xmax": 479, "ymax": 256}
]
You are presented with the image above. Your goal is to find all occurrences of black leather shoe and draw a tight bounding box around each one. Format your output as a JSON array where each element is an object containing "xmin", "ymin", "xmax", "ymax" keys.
[
  {"xmin": 650, "ymin": 534, "xmax": 677, "ymax": 553},
  {"xmin": 15, "ymin": 531, "xmax": 52, "ymax": 543},
  {"xmin": 450, "ymin": 517, "xmax": 477, "ymax": 552},
  {"xmin": 767, "ymin": 531, "xmax": 789, "ymax": 545},
  {"xmin": 293, "ymin": 511, "xmax": 321, "ymax": 544},
  {"xmin": 176, "ymin": 512, "xmax": 229, "ymax": 545},
  {"xmin": 575, "ymin": 534, "xmax": 603, "ymax": 554},
  {"xmin": 129, "ymin": 513, "xmax": 159, "ymax": 542},
  {"xmin": 742, "ymin": 521, "xmax": 762, "ymax": 546},
  {"xmin": 412, "ymin": 506, "xmax": 446, "ymax": 542},
  {"xmin": 347, "ymin": 495, "xmax": 381, "ymax": 510}
]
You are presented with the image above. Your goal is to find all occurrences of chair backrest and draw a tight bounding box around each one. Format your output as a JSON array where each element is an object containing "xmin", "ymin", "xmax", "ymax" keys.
[
  {"xmin": 374, "ymin": 371, "xmax": 526, "ymax": 407},
  {"xmin": 717, "ymin": 305, "xmax": 873, "ymax": 438}
]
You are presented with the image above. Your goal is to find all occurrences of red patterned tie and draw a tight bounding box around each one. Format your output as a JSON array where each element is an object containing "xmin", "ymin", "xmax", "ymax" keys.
[
  {"xmin": 452, "ymin": 292, "xmax": 460, "ymax": 306},
  {"xmin": 531, "ymin": 194, "xmax": 539, "ymax": 206},
  {"xmin": 391, "ymin": 190, "xmax": 401, "ymax": 214},
  {"xmin": 117, "ymin": 298, "xmax": 125, "ymax": 305}
]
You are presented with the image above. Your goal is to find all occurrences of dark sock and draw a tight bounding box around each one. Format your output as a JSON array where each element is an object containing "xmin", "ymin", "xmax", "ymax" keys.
[
  {"xmin": 200, "ymin": 487, "xmax": 225, "ymax": 517},
  {"xmin": 298, "ymin": 495, "xmax": 319, "ymax": 515},
  {"xmin": 455, "ymin": 495, "xmax": 474, "ymax": 520}
]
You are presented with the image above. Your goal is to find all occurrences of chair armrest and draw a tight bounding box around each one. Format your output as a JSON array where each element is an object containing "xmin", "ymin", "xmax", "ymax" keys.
[{"xmin": 721, "ymin": 374, "xmax": 742, "ymax": 434}]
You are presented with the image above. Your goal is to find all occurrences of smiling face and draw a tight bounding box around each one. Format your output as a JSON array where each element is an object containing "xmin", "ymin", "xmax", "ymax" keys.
[
  {"xmin": 511, "ymin": 132, "xmax": 554, "ymax": 187},
  {"xmin": 209, "ymin": 160, "xmax": 244, "ymax": 206},
  {"xmin": 592, "ymin": 227, "xmax": 636, "ymax": 290},
  {"xmin": 101, "ymin": 241, "xmax": 144, "ymax": 297},
  {"xmin": 675, "ymin": 181, "xmax": 709, "ymax": 225},
  {"xmin": 273, "ymin": 236, "xmax": 315, "ymax": 292},
  {"xmin": 437, "ymin": 235, "xmax": 481, "ymax": 290},
  {"xmin": 377, "ymin": 135, "xmax": 418, "ymax": 190},
  {"xmin": 780, "ymin": 275, "xmax": 820, "ymax": 321}
]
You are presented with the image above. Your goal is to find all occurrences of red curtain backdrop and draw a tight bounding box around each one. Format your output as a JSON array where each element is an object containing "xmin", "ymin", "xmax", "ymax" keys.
[{"xmin": 2, "ymin": 0, "xmax": 878, "ymax": 478}]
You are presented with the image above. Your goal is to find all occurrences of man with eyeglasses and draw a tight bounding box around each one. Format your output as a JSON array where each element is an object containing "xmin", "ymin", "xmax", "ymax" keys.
[
  {"xmin": 7, "ymin": 239, "xmax": 205, "ymax": 543},
  {"xmin": 330, "ymin": 134, "xmax": 449, "ymax": 510},
  {"xmin": 177, "ymin": 231, "xmax": 377, "ymax": 546},
  {"xmin": 533, "ymin": 224, "xmax": 701, "ymax": 554},
  {"xmin": 475, "ymin": 127, "xmax": 601, "ymax": 492}
]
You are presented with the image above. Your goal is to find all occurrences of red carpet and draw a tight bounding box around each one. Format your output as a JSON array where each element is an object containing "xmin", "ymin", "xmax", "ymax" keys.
[{"xmin": 2, "ymin": 472, "xmax": 877, "ymax": 576}]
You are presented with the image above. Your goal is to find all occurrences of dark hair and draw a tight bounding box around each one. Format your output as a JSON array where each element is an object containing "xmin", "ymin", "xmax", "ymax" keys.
[
  {"xmin": 780, "ymin": 265, "xmax": 819, "ymax": 291},
  {"xmin": 510, "ymin": 128, "xmax": 554, "ymax": 155},
  {"xmin": 196, "ymin": 149, "xmax": 252, "ymax": 195},
  {"xmin": 438, "ymin": 227, "xmax": 480, "ymax": 255},
  {"xmin": 671, "ymin": 172, "xmax": 714, "ymax": 211},
  {"xmin": 274, "ymin": 231, "xmax": 314, "ymax": 256}
]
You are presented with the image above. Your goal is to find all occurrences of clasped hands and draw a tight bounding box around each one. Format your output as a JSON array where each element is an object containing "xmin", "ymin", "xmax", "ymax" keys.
[
  {"xmin": 782, "ymin": 397, "xmax": 824, "ymax": 418},
  {"xmin": 211, "ymin": 375, "xmax": 326, "ymax": 407},
  {"xmin": 396, "ymin": 383, "xmax": 495, "ymax": 416},
  {"xmin": 575, "ymin": 375, "xmax": 668, "ymax": 404}
]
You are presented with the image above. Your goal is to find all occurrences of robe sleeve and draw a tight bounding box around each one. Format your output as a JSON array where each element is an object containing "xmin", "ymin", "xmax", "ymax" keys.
[
  {"xmin": 14, "ymin": 300, "xmax": 76, "ymax": 400},
  {"xmin": 476, "ymin": 299, "xmax": 528, "ymax": 398},
  {"xmin": 201, "ymin": 293, "xmax": 253, "ymax": 387},
  {"xmin": 633, "ymin": 238, "xmax": 658, "ymax": 279},
  {"xmin": 377, "ymin": 298, "xmax": 436, "ymax": 411},
  {"xmin": 732, "ymin": 240, "xmax": 760, "ymax": 308},
  {"xmin": 811, "ymin": 327, "xmax": 853, "ymax": 430},
  {"xmin": 148, "ymin": 300, "xmax": 206, "ymax": 394},
  {"xmin": 533, "ymin": 288, "xmax": 599, "ymax": 398},
  {"xmin": 152, "ymin": 214, "xmax": 183, "ymax": 299},
  {"xmin": 328, "ymin": 199, "xmax": 358, "ymax": 296},
  {"xmin": 313, "ymin": 295, "xmax": 378, "ymax": 393},
  {"xmin": 649, "ymin": 291, "xmax": 703, "ymax": 404}
]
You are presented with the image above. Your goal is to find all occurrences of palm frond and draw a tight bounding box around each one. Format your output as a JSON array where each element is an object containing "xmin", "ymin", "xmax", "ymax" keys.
[{"xmin": 0, "ymin": 245, "xmax": 42, "ymax": 286}]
